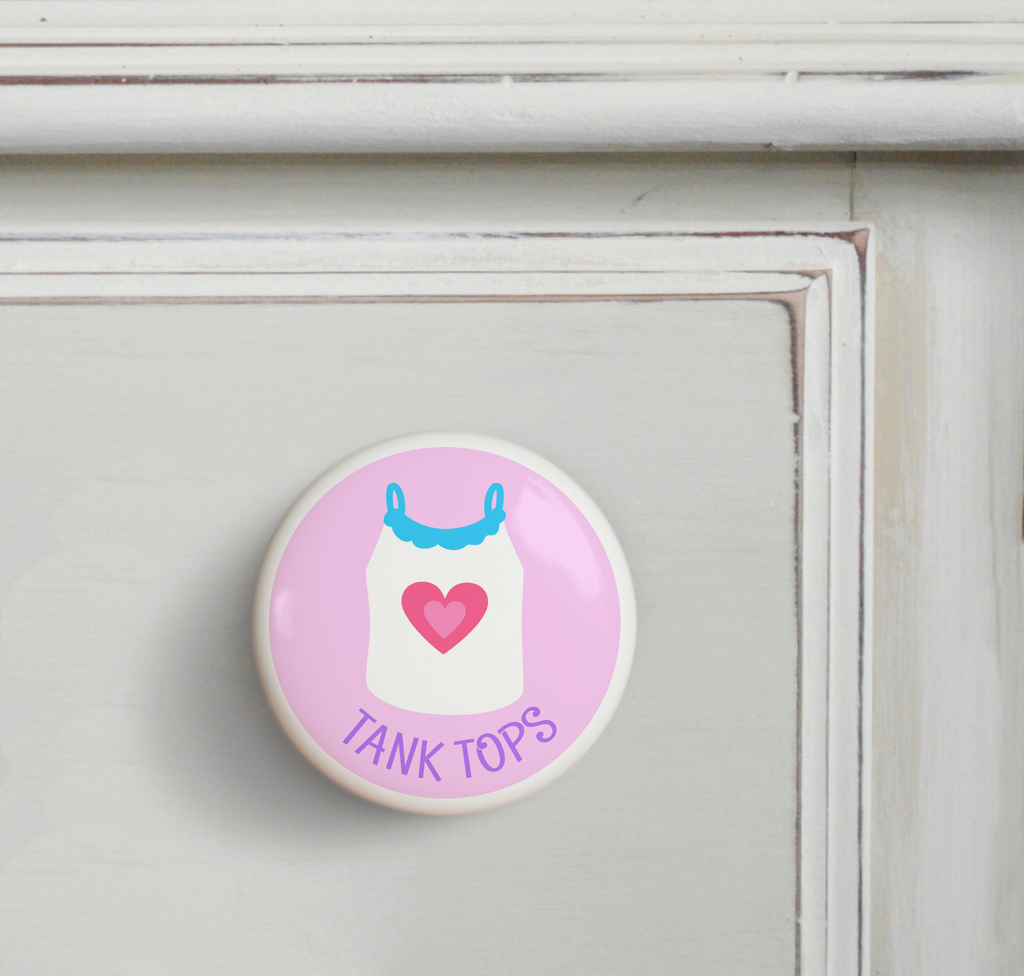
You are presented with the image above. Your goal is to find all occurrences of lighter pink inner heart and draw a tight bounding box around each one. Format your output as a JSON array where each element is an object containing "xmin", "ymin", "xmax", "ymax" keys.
[{"xmin": 423, "ymin": 600, "xmax": 466, "ymax": 638}]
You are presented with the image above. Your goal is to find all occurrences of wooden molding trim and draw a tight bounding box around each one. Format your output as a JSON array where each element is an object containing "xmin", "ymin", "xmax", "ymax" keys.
[{"xmin": 1, "ymin": 2, "xmax": 1023, "ymax": 152}]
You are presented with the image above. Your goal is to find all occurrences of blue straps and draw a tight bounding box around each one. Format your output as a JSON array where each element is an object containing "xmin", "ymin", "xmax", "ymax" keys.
[{"xmin": 383, "ymin": 482, "xmax": 506, "ymax": 550}]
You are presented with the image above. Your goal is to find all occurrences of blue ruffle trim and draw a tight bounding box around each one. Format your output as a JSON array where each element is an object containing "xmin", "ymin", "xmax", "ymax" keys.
[{"xmin": 382, "ymin": 482, "xmax": 505, "ymax": 550}]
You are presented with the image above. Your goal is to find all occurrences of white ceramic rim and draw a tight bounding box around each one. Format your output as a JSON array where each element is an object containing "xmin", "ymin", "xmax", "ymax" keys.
[{"xmin": 252, "ymin": 432, "xmax": 637, "ymax": 816}]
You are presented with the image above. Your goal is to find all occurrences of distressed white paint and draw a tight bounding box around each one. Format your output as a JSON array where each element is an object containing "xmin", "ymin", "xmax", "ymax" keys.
[
  {"xmin": 4, "ymin": 148, "xmax": 1020, "ymax": 976},
  {"xmin": 0, "ymin": 222, "xmax": 870, "ymax": 975},
  {"xmin": 854, "ymin": 157, "xmax": 1024, "ymax": 976},
  {"xmin": 1, "ymin": 2, "xmax": 1024, "ymax": 151},
  {"xmin": 0, "ymin": 154, "xmax": 857, "ymax": 231}
]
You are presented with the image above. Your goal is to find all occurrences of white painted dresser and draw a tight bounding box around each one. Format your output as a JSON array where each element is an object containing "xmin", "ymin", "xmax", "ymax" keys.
[{"xmin": 2, "ymin": 5, "xmax": 1023, "ymax": 975}]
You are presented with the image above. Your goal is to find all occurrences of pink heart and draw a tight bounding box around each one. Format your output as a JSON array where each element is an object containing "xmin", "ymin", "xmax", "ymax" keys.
[
  {"xmin": 401, "ymin": 582, "xmax": 488, "ymax": 654},
  {"xmin": 423, "ymin": 600, "xmax": 465, "ymax": 638}
]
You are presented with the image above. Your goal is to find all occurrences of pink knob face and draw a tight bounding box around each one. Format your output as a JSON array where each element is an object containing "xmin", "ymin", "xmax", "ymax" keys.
[{"xmin": 253, "ymin": 433, "xmax": 636, "ymax": 815}]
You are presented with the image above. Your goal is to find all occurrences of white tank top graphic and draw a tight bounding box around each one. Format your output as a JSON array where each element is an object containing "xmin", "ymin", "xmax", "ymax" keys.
[{"xmin": 364, "ymin": 483, "xmax": 524, "ymax": 715}]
